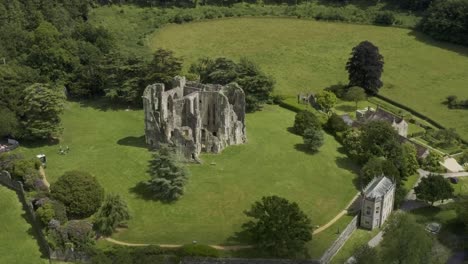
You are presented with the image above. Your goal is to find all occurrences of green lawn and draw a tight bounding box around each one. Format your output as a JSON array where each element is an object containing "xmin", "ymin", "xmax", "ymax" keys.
[
  {"xmin": 149, "ymin": 18, "xmax": 468, "ymax": 139},
  {"xmin": 453, "ymin": 177, "xmax": 468, "ymax": 196},
  {"xmin": 17, "ymin": 102, "xmax": 358, "ymax": 247},
  {"xmin": 0, "ymin": 187, "xmax": 48, "ymax": 264}
]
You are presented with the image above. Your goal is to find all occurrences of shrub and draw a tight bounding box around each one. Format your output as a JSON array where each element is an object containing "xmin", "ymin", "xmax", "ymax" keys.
[
  {"xmin": 94, "ymin": 194, "xmax": 130, "ymax": 236},
  {"xmin": 325, "ymin": 113, "xmax": 348, "ymax": 134},
  {"xmin": 36, "ymin": 203, "xmax": 55, "ymax": 226},
  {"xmin": 374, "ymin": 11, "xmax": 396, "ymax": 26},
  {"xmin": 303, "ymin": 127, "xmax": 324, "ymax": 153},
  {"xmin": 178, "ymin": 244, "xmax": 219, "ymax": 257},
  {"xmin": 51, "ymin": 171, "xmax": 104, "ymax": 218},
  {"xmin": 293, "ymin": 110, "xmax": 321, "ymax": 136},
  {"xmin": 66, "ymin": 220, "xmax": 95, "ymax": 250},
  {"xmin": 10, "ymin": 158, "xmax": 42, "ymax": 190}
]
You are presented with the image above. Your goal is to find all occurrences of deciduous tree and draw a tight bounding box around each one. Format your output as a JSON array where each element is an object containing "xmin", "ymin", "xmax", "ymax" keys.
[
  {"xmin": 51, "ymin": 170, "xmax": 104, "ymax": 218},
  {"xmin": 293, "ymin": 110, "xmax": 321, "ymax": 135},
  {"xmin": 345, "ymin": 86, "xmax": 366, "ymax": 110},
  {"xmin": 346, "ymin": 41, "xmax": 384, "ymax": 95},
  {"xmin": 414, "ymin": 174, "xmax": 454, "ymax": 205},
  {"xmin": 315, "ymin": 90, "xmax": 337, "ymax": 113},
  {"xmin": 21, "ymin": 83, "xmax": 65, "ymax": 140},
  {"xmin": 241, "ymin": 196, "xmax": 312, "ymax": 257}
]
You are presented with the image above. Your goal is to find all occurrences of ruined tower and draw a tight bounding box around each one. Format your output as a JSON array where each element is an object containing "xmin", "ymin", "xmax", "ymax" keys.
[{"xmin": 142, "ymin": 76, "xmax": 247, "ymax": 161}]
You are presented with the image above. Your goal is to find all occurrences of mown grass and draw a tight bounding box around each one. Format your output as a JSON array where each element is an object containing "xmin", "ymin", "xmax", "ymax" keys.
[
  {"xmin": 149, "ymin": 17, "xmax": 468, "ymax": 139},
  {"xmin": 17, "ymin": 101, "xmax": 358, "ymax": 249},
  {"xmin": 0, "ymin": 187, "xmax": 48, "ymax": 264}
]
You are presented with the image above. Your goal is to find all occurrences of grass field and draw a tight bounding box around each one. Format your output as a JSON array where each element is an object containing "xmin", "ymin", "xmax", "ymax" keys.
[
  {"xmin": 17, "ymin": 101, "xmax": 358, "ymax": 249},
  {"xmin": 0, "ymin": 187, "xmax": 48, "ymax": 264},
  {"xmin": 148, "ymin": 18, "xmax": 468, "ymax": 139}
]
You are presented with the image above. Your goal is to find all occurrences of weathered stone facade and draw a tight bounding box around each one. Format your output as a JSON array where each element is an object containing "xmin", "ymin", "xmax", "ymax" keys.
[
  {"xmin": 143, "ymin": 76, "xmax": 247, "ymax": 161},
  {"xmin": 360, "ymin": 176, "xmax": 396, "ymax": 230}
]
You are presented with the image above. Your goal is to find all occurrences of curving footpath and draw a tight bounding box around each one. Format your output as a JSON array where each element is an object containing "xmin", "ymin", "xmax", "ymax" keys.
[{"xmin": 105, "ymin": 192, "xmax": 362, "ymax": 249}]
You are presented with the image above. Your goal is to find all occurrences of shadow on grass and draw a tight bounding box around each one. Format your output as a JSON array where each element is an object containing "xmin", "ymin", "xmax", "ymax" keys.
[
  {"xmin": 294, "ymin": 143, "xmax": 319, "ymax": 155},
  {"xmin": 287, "ymin": 127, "xmax": 298, "ymax": 135},
  {"xmin": 117, "ymin": 136, "xmax": 147, "ymax": 149},
  {"xmin": 129, "ymin": 182, "xmax": 177, "ymax": 204},
  {"xmin": 20, "ymin": 138, "xmax": 59, "ymax": 149},
  {"xmin": 335, "ymin": 105, "xmax": 356, "ymax": 113},
  {"xmin": 69, "ymin": 97, "xmax": 138, "ymax": 112},
  {"xmin": 408, "ymin": 30, "xmax": 468, "ymax": 58},
  {"xmin": 129, "ymin": 182, "xmax": 155, "ymax": 201},
  {"xmin": 335, "ymin": 156, "xmax": 361, "ymax": 189},
  {"xmin": 20, "ymin": 212, "xmax": 49, "ymax": 259}
]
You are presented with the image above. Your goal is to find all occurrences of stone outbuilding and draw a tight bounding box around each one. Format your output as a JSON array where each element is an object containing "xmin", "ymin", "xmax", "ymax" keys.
[
  {"xmin": 142, "ymin": 76, "xmax": 247, "ymax": 161},
  {"xmin": 360, "ymin": 176, "xmax": 396, "ymax": 230},
  {"xmin": 356, "ymin": 106, "xmax": 408, "ymax": 137}
]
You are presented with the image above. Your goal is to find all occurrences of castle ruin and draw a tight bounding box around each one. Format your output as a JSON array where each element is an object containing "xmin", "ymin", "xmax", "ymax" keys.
[{"xmin": 143, "ymin": 76, "xmax": 247, "ymax": 161}]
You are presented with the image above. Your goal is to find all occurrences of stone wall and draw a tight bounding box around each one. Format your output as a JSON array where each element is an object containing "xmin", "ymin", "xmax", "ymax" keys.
[
  {"xmin": 319, "ymin": 215, "xmax": 359, "ymax": 264},
  {"xmin": 0, "ymin": 171, "xmax": 52, "ymax": 262},
  {"xmin": 143, "ymin": 76, "xmax": 247, "ymax": 161}
]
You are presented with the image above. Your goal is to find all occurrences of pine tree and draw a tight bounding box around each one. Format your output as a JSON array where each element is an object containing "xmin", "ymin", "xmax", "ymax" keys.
[{"xmin": 146, "ymin": 145, "xmax": 189, "ymax": 202}]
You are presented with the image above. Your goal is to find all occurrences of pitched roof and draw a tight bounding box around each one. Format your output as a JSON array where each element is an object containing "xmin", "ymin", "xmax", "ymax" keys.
[
  {"xmin": 363, "ymin": 107, "xmax": 405, "ymax": 124},
  {"xmin": 364, "ymin": 176, "xmax": 394, "ymax": 199},
  {"xmin": 397, "ymin": 135, "xmax": 429, "ymax": 159}
]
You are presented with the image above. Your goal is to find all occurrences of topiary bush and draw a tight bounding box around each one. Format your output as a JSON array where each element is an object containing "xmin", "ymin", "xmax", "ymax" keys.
[
  {"xmin": 177, "ymin": 244, "xmax": 219, "ymax": 258},
  {"xmin": 51, "ymin": 170, "xmax": 104, "ymax": 218}
]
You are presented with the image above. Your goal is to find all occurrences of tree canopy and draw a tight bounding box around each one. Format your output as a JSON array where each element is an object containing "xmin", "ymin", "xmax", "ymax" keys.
[
  {"xmin": 145, "ymin": 145, "xmax": 189, "ymax": 202},
  {"xmin": 51, "ymin": 170, "xmax": 105, "ymax": 218},
  {"xmin": 241, "ymin": 195, "xmax": 312, "ymax": 257},
  {"xmin": 414, "ymin": 174, "xmax": 454, "ymax": 205},
  {"xmin": 21, "ymin": 83, "xmax": 65, "ymax": 140},
  {"xmin": 420, "ymin": 0, "xmax": 468, "ymax": 46},
  {"xmin": 315, "ymin": 90, "xmax": 337, "ymax": 113},
  {"xmin": 346, "ymin": 41, "xmax": 384, "ymax": 95},
  {"xmin": 303, "ymin": 127, "xmax": 324, "ymax": 153},
  {"xmin": 190, "ymin": 57, "xmax": 274, "ymax": 112},
  {"xmin": 345, "ymin": 86, "xmax": 366, "ymax": 110},
  {"xmin": 94, "ymin": 194, "xmax": 131, "ymax": 236},
  {"xmin": 380, "ymin": 214, "xmax": 433, "ymax": 264},
  {"xmin": 293, "ymin": 110, "xmax": 321, "ymax": 136}
]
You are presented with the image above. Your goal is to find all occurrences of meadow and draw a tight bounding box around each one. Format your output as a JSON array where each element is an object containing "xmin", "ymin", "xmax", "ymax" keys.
[
  {"xmin": 148, "ymin": 17, "xmax": 468, "ymax": 139},
  {"xmin": 17, "ymin": 101, "xmax": 358, "ymax": 254},
  {"xmin": 0, "ymin": 187, "xmax": 48, "ymax": 264}
]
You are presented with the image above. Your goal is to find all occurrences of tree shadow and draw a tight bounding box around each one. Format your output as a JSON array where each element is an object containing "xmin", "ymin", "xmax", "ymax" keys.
[
  {"xmin": 117, "ymin": 136, "xmax": 147, "ymax": 149},
  {"xmin": 70, "ymin": 98, "xmax": 137, "ymax": 112},
  {"xmin": 294, "ymin": 144, "xmax": 319, "ymax": 155},
  {"xmin": 335, "ymin": 156, "xmax": 362, "ymax": 189},
  {"xmin": 20, "ymin": 211, "xmax": 49, "ymax": 259},
  {"xmin": 407, "ymin": 30, "xmax": 468, "ymax": 58},
  {"xmin": 129, "ymin": 182, "xmax": 155, "ymax": 201},
  {"xmin": 335, "ymin": 105, "xmax": 356, "ymax": 113},
  {"xmin": 20, "ymin": 138, "xmax": 59, "ymax": 148},
  {"xmin": 287, "ymin": 127, "xmax": 298, "ymax": 135},
  {"xmin": 129, "ymin": 182, "xmax": 176, "ymax": 204}
]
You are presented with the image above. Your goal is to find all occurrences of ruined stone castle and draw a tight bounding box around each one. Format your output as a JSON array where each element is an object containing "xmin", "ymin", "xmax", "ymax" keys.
[{"xmin": 143, "ymin": 76, "xmax": 247, "ymax": 161}]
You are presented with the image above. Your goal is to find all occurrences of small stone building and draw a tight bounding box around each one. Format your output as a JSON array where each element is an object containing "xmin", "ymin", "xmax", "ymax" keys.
[
  {"xmin": 142, "ymin": 76, "xmax": 247, "ymax": 161},
  {"xmin": 356, "ymin": 106, "xmax": 408, "ymax": 137},
  {"xmin": 360, "ymin": 176, "xmax": 396, "ymax": 230}
]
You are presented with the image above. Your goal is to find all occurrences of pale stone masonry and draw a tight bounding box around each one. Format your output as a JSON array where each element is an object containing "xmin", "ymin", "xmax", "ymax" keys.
[
  {"xmin": 143, "ymin": 76, "xmax": 247, "ymax": 161},
  {"xmin": 360, "ymin": 176, "xmax": 396, "ymax": 230},
  {"xmin": 356, "ymin": 106, "xmax": 409, "ymax": 137}
]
